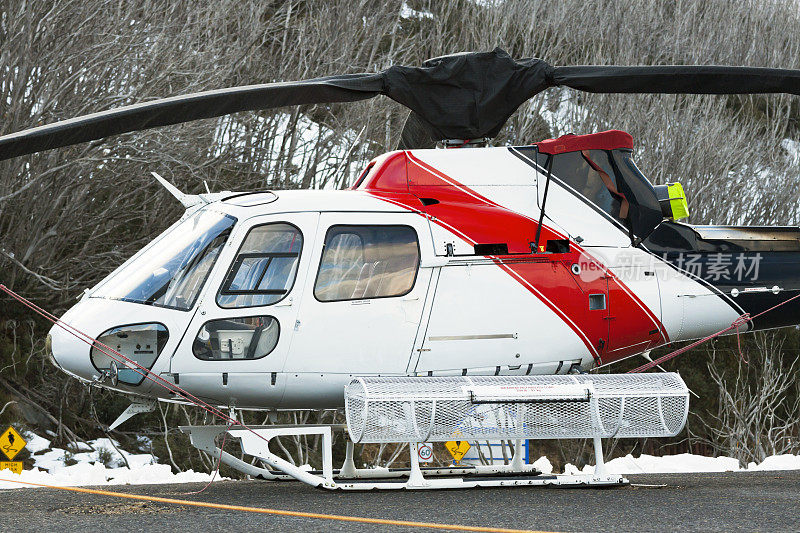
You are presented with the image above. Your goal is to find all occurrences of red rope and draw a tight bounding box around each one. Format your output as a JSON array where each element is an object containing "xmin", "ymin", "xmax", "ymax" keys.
[
  {"xmin": 0, "ymin": 284, "xmax": 274, "ymax": 449},
  {"xmin": 629, "ymin": 290, "xmax": 800, "ymax": 373},
  {"xmin": 732, "ymin": 313, "xmax": 750, "ymax": 365},
  {"xmin": 2, "ymin": 284, "xmax": 232, "ymax": 419}
]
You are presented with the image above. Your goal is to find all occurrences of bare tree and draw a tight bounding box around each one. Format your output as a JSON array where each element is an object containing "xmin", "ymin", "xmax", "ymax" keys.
[
  {"xmin": 2, "ymin": 0, "xmax": 800, "ymax": 466},
  {"xmin": 700, "ymin": 332, "xmax": 800, "ymax": 466}
]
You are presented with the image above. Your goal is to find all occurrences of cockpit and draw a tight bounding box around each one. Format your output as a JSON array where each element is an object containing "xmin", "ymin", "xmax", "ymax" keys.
[{"xmin": 48, "ymin": 189, "xmax": 429, "ymax": 406}]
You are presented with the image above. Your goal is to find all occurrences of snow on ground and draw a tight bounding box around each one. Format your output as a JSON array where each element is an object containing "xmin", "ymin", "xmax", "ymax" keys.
[
  {"xmin": 531, "ymin": 455, "xmax": 554, "ymax": 475},
  {"xmin": 0, "ymin": 431, "xmax": 223, "ymax": 490},
  {"xmin": 400, "ymin": 1, "xmax": 434, "ymax": 19},
  {"xmin": 0, "ymin": 462, "xmax": 221, "ymax": 490},
  {"xmin": 3, "ymin": 431, "xmax": 800, "ymax": 490},
  {"xmin": 564, "ymin": 452, "xmax": 800, "ymax": 476},
  {"xmin": 783, "ymin": 138, "xmax": 800, "ymax": 166},
  {"xmin": 747, "ymin": 454, "xmax": 800, "ymax": 471}
]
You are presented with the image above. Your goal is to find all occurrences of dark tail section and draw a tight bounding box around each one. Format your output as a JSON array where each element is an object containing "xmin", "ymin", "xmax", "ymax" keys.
[{"xmin": 644, "ymin": 221, "xmax": 800, "ymax": 330}]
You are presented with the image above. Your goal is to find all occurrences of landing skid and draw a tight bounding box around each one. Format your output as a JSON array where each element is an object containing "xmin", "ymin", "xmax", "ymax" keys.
[{"xmin": 179, "ymin": 424, "xmax": 628, "ymax": 490}]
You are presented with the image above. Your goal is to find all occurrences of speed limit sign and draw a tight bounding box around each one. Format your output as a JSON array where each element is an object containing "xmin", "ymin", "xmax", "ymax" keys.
[{"xmin": 417, "ymin": 442, "xmax": 434, "ymax": 463}]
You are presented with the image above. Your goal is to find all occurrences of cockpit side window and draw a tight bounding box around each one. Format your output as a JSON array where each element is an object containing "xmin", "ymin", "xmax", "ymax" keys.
[
  {"xmin": 217, "ymin": 222, "xmax": 303, "ymax": 308},
  {"xmin": 314, "ymin": 225, "xmax": 419, "ymax": 301},
  {"xmin": 519, "ymin": 146, "xmax": 664, "ymax": 241},
  {"xmin": 611, "ymin": 150, "xmax": 664, "ymax": 240},
  {"xmin": 539, "ymin": 149, "xmax": 627, "ymax": 222}
]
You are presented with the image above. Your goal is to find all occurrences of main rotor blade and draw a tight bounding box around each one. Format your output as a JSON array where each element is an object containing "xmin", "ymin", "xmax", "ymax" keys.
[
  {"xmin": 553, "ymin": 65, "xmax": 800, "ymax": 95},
  {"xmin": 0, "ymin": 74, "xmax": 383, "ymax": 161},
  {"xmin": 3, "ymin": 48, "xmax": 800, "ymax": 159}
]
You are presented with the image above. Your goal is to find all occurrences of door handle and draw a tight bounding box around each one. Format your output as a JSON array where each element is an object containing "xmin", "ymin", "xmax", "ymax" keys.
[{"xmin": 274, "ymin": 297, "xmax": 293, "ymax": 307}]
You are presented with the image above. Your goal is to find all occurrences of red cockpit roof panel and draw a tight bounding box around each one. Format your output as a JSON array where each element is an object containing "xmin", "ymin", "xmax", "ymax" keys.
[{"xmin": 536, "ymin": 130, "xmax": 633, "ymax": 155}]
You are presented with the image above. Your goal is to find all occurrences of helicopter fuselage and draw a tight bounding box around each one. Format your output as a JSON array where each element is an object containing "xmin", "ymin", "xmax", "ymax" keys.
[{"xmin": 48, "ymin": 133, "xmax": 800, "ymax": 409}]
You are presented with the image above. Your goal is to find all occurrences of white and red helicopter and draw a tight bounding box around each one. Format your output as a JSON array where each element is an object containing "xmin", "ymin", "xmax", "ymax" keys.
[{"xmin": 2, "ymin": 49, "xmax": 800, "ymax": 489}]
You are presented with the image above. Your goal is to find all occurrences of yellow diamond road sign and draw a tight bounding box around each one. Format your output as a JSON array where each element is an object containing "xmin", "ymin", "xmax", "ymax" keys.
[
  {"xmin": 0, "ymin": 426, "xmax": 26, "ymax": 461},
  {"xmin": 445, "ymin": 440, "xmax": 471, "ymax": 463}
]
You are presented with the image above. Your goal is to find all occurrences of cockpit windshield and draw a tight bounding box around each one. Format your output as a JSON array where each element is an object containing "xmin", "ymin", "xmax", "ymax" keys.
[{"xmin": 92, "ymin": 209, "xmax": 236, "ymax": 310}]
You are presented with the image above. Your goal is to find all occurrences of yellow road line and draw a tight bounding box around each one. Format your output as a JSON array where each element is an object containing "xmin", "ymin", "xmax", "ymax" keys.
[{"xmin": 1, "ymin": 478, "xmax": 554, "ymax": 533}]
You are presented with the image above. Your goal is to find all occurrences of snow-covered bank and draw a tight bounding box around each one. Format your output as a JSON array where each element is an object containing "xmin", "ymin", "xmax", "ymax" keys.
[
  {"xmin": 558, "ymin": 452, "xmax": 800, "ymax": 476},
  {"xmin": 0, "ymin": 431, "xmax": 223, "ymax": 490},
  {"xmin": 0, "ymin": 462, "xmax": 222, "ymax": 490},
  {"xmin": 3, "ymin": 431, "xmax": 800, "ymax": 490}
]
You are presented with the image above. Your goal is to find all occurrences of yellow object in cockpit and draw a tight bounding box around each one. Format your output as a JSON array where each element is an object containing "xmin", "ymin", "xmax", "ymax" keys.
[{"xmin": 656, "ymin": 182, "xmax": 690, "ymax": 220}]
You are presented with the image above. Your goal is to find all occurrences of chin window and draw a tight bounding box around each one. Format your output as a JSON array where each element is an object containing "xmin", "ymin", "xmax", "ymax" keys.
[{"xmin": 90, "ymin": 323, "xmax": 168, "ymax": 385}]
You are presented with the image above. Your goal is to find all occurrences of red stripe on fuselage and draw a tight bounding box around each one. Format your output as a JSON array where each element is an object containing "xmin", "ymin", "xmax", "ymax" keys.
[{"xmin": 365, "ymin": 150, "xmax": 668, "ymax": 364}]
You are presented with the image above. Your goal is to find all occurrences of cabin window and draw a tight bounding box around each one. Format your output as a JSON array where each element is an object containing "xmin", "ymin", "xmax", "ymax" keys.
[
  {"xmin": 314, "ymin": 225, "xmax": 420, "ymax": 301},
  {"xmin": 518, "ymin": 145, "xmax": 664, "ymax": 241},
  {"xmin": 193, "ymin": 316, "xmax": 279, "ymax": 360},
  {"xmin": 552, "ymin": 150, "xmax": 625, "ymax": 221},
  {"xmin": 217, "ymin": 222, "xmax": 303, "ymax": 308}
]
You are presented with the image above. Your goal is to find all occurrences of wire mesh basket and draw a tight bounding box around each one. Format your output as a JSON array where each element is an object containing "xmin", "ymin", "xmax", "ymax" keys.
[{"xmin": 345, "ymin": 374, "xmax": 689, "ymax": 443}]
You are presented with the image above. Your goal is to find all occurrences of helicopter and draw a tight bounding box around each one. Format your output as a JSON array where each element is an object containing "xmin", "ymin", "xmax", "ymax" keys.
[{"xmin": 2, "ymin": 49, "xmax": 800, "ymax": 489}]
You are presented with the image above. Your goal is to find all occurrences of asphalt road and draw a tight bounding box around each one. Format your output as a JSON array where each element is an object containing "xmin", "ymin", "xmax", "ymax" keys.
[{"xmin": 1, "ymin": 471, "xmax": 798, "ymax": 532}]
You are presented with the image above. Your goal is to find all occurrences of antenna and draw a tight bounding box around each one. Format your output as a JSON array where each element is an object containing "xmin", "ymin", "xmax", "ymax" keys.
[{"xmin": 151, "ymin": 172, "xmax": 203, "ymax": 209}]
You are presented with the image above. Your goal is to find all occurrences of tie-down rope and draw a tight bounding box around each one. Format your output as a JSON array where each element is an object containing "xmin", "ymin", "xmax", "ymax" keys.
[
  {"xmin": 0, "ymin": 284, "xmax": 275, "ymax": 450},
  {"xmin": 628, "ymin": 290, "xmax": 800, "ymax": 373}
]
